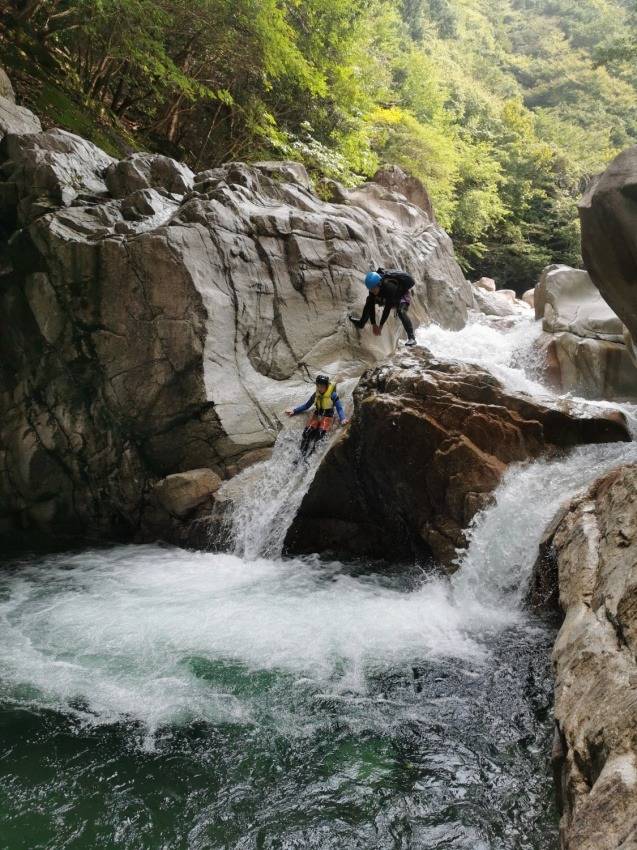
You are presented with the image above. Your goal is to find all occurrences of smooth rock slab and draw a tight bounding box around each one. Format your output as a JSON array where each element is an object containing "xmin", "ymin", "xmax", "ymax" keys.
[
  {"xmin": 535, "ymin": 264, "xmax": 624, "ymax": 341},
  {"xmin": 536, "ymin": 330, "xmax": 637, "ymax": 402}
]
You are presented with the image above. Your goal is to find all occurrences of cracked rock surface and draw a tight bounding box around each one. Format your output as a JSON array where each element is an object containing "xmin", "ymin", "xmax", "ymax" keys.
[
  {"xmin": 535, "ymin": 465, "xmax": 637, "ymax": 850},
  {"xmin": 0, "ymin": 98, "xmax": 474, "ymax": 546}
]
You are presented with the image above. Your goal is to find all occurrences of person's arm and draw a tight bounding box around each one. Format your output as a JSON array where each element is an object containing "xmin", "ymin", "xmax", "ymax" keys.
[
  {"xmin": 378, "ymin": 281, "xmax": 399, "ymax": 328},
  {"xmin": 378, "ymin": 302, "xmax": 392, "ymax": 328},
  {"xmin": 332, "ymin": 392, "xmax": 347, "ymax": 424},
  {"xmin": 366, "ymin": 293, "xmax": 378, "ymax": 326},
  {"xmin": 287, "ymin": 393, "xmax": 314, "ymax": 416},
  {"xmin": 294, "ymin": 393, "xmax": 315, "ymax": 414}
]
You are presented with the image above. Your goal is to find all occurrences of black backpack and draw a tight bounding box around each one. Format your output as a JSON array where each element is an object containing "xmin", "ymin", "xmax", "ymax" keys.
[{"xmin": 377, "ymin": 268, "xmax": 416, "ymax": 296}]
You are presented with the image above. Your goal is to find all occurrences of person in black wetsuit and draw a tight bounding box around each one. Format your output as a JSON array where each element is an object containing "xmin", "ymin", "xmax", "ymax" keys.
[{"xmin": 349, "ymin": 269, "xmax": 417, "ymax": 346}]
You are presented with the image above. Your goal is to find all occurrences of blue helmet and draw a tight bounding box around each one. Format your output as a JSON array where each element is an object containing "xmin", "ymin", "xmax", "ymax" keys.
[{"xmin": 364, "ymin": 271, "xmax": 382, "ymax": 289}]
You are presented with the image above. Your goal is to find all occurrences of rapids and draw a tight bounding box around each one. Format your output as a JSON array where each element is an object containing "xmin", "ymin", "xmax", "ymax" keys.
[{"xmin": 1, "ymin": 313, "xmax": 635, "ymax": 849}]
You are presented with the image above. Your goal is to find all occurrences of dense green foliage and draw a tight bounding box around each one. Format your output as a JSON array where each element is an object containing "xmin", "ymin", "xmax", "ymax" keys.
[{"xmin": 2, "ymin": 0, "xmax": 637, "ymax": 288}]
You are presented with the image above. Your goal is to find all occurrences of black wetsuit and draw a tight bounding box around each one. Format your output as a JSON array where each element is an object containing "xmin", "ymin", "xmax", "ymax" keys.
[{"xmin": 354, "ymin": 271, "xmax": 415, "ymax": 340}]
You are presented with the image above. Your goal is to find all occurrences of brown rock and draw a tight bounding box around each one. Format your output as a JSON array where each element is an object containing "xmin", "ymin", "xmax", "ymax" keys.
[
  {"xmin": 371, "ymin": 164, "xmax": 435, "ymax": 220},
  {"xmin": 152, "ymin": 468, "xmax": 222, "ymax": 518},
  {"xmin": 285, "ymin": 349, "xmax": 629, "ymax": 567},
  {"xmin": 534, "ymin": 465, "xmax": 637, "ymax": 850},
  {"xmin": 475, "ymin": 276, "xmax": 496, "ymax": 292}
]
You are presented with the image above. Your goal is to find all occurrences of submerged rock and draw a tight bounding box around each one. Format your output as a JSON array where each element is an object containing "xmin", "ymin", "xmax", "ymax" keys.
[
  {"xmin": 0, "ymin": 107, "xmax": 473, "ymax": 545},
  {"xmin": 533, "ymin": 465, "xmax": 637, "ymax": 850},
  {"xmin": 285, "ymin": 349, "xmax": 629, "ymax": 567}
]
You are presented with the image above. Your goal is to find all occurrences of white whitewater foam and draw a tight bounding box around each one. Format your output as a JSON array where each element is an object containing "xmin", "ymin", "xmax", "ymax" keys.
[
  {"xmin": 416, "ymin": 314, "xmax": 548, "ymax": 397},
  {"xmin": 0, "ymin": 546, "xmax": 484, "ymax": 734},
  {"xmin": 417, "ymin": 313, "xmax": 637, "ymax": 434}
]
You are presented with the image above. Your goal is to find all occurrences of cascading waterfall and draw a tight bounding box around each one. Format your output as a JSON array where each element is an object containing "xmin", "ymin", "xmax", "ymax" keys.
[
  {"xmin": 1, "ymin": 312, "xmax": 635, "ymax": 850},
  {"xmin": 228, "ymin": 429, "xmax": 330, "ymax": 560}
]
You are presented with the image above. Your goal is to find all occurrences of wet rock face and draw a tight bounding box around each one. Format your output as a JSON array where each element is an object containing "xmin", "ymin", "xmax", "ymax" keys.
[
  {"xmin": 534, "ymin": 465, "xmax": 637, "ymax": 850},
  {"xmin": 285, "ymin": 349, "xmax": 630, "ymax": 567},
  {"xmin": 580, "ymin": 146, "xmax": 637, "ymax": 360},
  {"xmin": 0, "ymin": 95, "xmax": 473, "ymax": 545},
  {"xmin": 534, "ymin": 265, "xmax": 637, "ymax": 401}
]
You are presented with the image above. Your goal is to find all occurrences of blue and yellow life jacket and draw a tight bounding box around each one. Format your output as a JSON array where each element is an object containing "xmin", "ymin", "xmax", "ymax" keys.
[{"xmin": 314, "ymin": 383, "xmax": 336, "ymax": 414}]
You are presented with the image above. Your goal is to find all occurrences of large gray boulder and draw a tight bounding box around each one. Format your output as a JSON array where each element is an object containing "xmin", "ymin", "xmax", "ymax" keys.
[
  {"xmin": 534, "ymin": 265, "xmax": 637, "ymax": 401},
  {"xmin": 535, "ymin": 264, "xmax": 624, "ymax": 340},
  {"xmin": 533, "ymin": 465, "xmax": 637, "ymax": 850},
  {"xmin": 0, "ymin": 95, "xmax": 41, "ymax": 142},
  {"xmin": 537, "ymin": 332, "xmax": 637, "ymax": 402},
  {"xmin": 0, "ymin": 67, "xmax": 15, "ymax": 102},
  {"xmin": 472, "ymin": 284, "xmax": 529, "ymax": 317},
  {"xmin": 0, "ymin": 126, "xmax": 474, "ymax": 545},
  {"xmin": 4, "ymin": 128, "xmax": 113, "ymax": 220},
  {"xmin": 105, "ymin": 152, "xmax": 194, "ymax": 198},
  {"xmin": 580, "ymin": 146, "xmax": 637, "ymax": 359}
]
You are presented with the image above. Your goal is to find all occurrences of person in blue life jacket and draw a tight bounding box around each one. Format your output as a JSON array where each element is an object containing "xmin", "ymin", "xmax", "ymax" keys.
[
  {"xmin": 285, "ymin": 374, "xmax": 348, "ymax": 455},
  {"xmin": 349, "ymin": 268, "xmax": 417, "ymax": 346}
]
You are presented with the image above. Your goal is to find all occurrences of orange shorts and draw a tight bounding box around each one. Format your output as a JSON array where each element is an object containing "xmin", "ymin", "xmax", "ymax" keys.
[{"xmin": 307, "ymin": 414, "xmax": 333, "ymax": 431}]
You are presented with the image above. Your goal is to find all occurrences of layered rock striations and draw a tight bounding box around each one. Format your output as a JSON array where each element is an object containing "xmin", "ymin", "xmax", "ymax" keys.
[
  {"xmin": 285, "ymin": 348, "xmax": 629, "ymax": 566},
  {"xmin": 0, "ymin": 88, "xmax": 474, "ymax": 545},
  {"xmin": 534, "ymin": 465, "xmax": 637, "ymax": 850}
]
